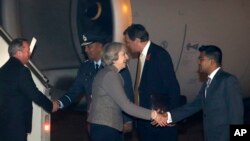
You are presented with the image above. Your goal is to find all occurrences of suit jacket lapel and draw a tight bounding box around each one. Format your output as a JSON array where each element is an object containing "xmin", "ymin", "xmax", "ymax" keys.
[
  {"xmin": 205, "ymin": 69, "xmax": 223, "ymax": 98},
  {"xmin": 140, "ymin": 44, "xmax": 153, "ymax": 87}
]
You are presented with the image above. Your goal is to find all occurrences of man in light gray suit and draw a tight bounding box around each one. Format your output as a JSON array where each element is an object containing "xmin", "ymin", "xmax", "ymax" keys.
[{"xmin": 166, "ymin": 45, "xmax": 244, "ymax": 141}]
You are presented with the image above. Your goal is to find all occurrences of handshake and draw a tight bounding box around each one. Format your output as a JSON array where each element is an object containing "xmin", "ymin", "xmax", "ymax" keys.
[
  {"xmin": 52, "ymin": 100, "xmax": 61, "ymax": 113},
  {"xmin": 150, "ymin": 110, "xmax": 171, "ymax": 127}
]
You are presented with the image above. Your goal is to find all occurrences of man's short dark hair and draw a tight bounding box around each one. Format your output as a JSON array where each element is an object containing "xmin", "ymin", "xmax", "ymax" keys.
[
  {"xmin": 199, "ymin": 45, "xmax": 222, "ymax": 66},
  {"xmin": 123, "ymin": 24, "xmax": 149, "ymax": 42}
]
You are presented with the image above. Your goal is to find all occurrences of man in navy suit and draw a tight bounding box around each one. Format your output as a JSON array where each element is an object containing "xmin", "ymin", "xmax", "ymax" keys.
[
  {"xmin": 0, "ymin": 38, "xmax": 57, "ymax": 141},
  {"xmin": 167, "ymin": 45, "xmax": 244, "ymax": 141},
  {"xmin": 123, "ymin": 24, "xmax": 181, "ymax": 141},
  {"xmin": 55, "ymin": 33, "xmax": 134, "ymax": 133}
]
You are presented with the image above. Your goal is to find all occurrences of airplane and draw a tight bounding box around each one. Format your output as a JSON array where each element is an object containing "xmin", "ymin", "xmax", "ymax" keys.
[
  {"xmin": 1, "ymin": 0, "xmax": 131, "ymax": 140},
  {"xmin": 1, "ymin": 0, "xmax": 249, "ymax": 141}
]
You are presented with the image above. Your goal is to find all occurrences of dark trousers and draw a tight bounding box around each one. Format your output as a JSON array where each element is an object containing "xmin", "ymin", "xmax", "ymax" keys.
[
  {"xmin": 137, "ymin": 120, "xmax": 177, "ymax": 141},
  {"xmin": 90, "ymin": 123, "xmax": 123, "ymax": 141},
  {"xmin": 0, "ymin": 124, "xmax": 28, "ymax": 141},
  {"xmin": 0, "ymin": 133, "xmax": 27, "ymax": 141}
]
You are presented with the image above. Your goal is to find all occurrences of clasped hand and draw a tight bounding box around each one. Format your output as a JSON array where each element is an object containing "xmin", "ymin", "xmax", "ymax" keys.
[
  {"xmin": 52, "ymin": 100, "xmax": 60, "ymax": 112},
  {"xmin": 150, "ymin": 109, "xmax": 168, "ymax": 127}
]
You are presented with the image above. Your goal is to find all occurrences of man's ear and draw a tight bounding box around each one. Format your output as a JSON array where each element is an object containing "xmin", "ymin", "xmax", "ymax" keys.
[{"xmin": 210, "ymin": 59, "xmax": 217, "ymax": 67}]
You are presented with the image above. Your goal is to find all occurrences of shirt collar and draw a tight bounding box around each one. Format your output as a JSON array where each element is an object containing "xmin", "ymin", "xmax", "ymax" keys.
[
  {"xmin": 94, "ymin": 59, "xmax": 102, "ymax": 66},
  {"xmin": 208, "ymin": 67, "xmax": 221, "ymax": 81},
  {"xmin": 141, "ymin": 41, "xmax": 151, "ymax": 57}
]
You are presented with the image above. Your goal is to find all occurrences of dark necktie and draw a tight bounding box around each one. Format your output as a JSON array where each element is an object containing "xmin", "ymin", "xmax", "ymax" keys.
[{"xmin": 95, "ymin": 63, "xmax": 99, "ymax": 71}]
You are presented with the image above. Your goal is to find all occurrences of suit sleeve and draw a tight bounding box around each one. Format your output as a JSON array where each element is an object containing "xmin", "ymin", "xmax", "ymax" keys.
[
  {"xmin": 103, "ymin": 71, "xmax": 151, "ymax": 120},
  {"xmin": 19, "ymin": 67, "xmax": 52, "ymax": 113},
  {"xmin": 59, "ymin": 65, "xmax": 86, "ymax": 108},
  {"xmin": 158, "ymin": 50, "xmax": 180, "ymax": 109},
  {"xmin": 170, "ymin": 87, "xmax": 204, "ymax": 123},
  {"xmin": 225, "ymin": 76, "xmax": 244, "ymax": 124}
]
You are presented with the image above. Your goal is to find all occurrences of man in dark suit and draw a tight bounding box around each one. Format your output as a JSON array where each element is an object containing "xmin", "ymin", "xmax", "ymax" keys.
[
  {"xmin": 0, "ymin": 38, "xmax": 57, "ymax": 141},
  {"xmin": 167, "ymin": 45, "xmax": 244, "ymax": 141},
  {"xmin": 55, "ymin": 33, "xmax": 134, "ymax": 133},
  {"xmin": 123, "ymin": 24, "xmax": 181, "ymax": 141}
]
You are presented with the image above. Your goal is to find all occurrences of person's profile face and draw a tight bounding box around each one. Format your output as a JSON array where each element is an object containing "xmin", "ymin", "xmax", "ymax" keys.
[
  {"xmin": 198, "ymin": 52, "xmax": 212, "ymax": 73},
  {"xmin": 113, "ymin": 48, "xmax": 129, "ymax": 70},
  {"xmin": 19, "ymin": 41, "xmax": 30, "ymax": 64},
  {"xmin": 124, "ymin": 34, "xmax": 138, "ymax": 53}
]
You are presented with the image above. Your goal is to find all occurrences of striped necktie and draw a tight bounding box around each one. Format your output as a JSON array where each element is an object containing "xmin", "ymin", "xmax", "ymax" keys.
[{"xmin": 205, "ymin": 77, "xmax": 211, "ymax": 97}]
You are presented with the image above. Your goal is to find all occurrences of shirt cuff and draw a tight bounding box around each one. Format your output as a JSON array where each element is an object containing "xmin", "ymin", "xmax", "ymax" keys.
[
  {"xmin": 167, "ymin": 112, "xmax": 173, "ymax": 123},
  {"xmin": 58, "ymin": 100, "xmax": 64, "ymax": 109},
  {"xmin": 124, "ymin": 121, "xmax": 133, "ymax": 124}
]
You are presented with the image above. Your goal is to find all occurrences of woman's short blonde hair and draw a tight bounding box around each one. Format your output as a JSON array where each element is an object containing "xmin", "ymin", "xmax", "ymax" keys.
[{"xmin": 102, "ymin": 42, "xmax": 126, "ymax": 66}]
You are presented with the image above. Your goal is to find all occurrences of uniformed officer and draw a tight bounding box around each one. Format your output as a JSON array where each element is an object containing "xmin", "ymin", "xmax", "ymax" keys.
[{"xmin": 56, "ymin": 32, "xmax": 134, "ymax": 134}]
